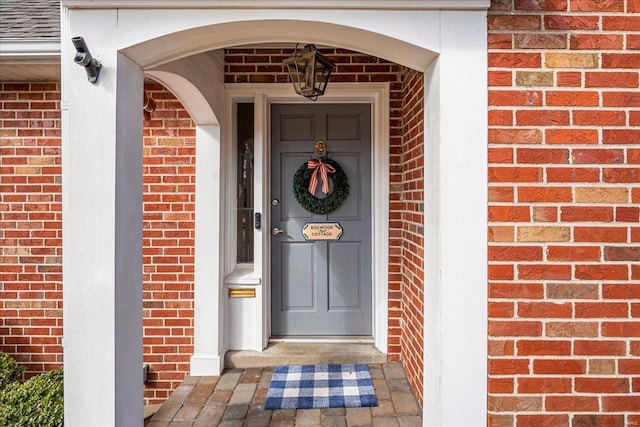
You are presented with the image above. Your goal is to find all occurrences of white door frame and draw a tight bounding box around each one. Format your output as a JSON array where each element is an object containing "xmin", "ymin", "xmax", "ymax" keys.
[{"xmin": 224, "ymin": 83, "xmax": 390, "ymax": 352}]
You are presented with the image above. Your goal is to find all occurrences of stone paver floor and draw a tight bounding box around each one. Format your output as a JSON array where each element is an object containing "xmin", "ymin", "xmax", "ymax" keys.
[{"xmin": 146, "ymin": 363, "xmax": 422, "ymax": 426}]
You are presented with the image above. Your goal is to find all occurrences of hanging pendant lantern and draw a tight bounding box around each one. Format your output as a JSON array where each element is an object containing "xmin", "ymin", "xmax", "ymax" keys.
[{"xmin": 283, "ymin": 44, "xmax": 335, "ymax": 101}]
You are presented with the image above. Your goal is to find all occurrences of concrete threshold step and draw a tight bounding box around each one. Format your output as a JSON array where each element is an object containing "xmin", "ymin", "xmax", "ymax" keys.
[{"xmin": 225, "ymin": 342, "xmax": 387, "ymax": 369}]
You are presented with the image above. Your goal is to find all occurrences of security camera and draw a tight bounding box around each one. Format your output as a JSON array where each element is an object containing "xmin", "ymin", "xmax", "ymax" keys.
[{"xmin": 72, "ymin": 36, "xmax": 102, "ymax": 83}]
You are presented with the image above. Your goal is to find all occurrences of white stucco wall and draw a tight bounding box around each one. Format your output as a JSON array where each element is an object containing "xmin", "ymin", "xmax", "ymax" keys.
[
  {"xmin": 61, "ymin": 9, "xmax": 144, "ymax": 423},
  {"xmin": 423, "ymin": 11, "xmax": 489, "ymax": 426},
  {"xmin": 61, "ymin": 1, "xmax": 488, "ymax": 425}
]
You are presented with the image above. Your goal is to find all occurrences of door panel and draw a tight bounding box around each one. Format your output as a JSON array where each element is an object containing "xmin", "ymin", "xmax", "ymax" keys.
[
  {"xmin": 271, "ymin": 103, "xmax": 372, "ymax": 336},
  {"xmin": 326, "ymin": 153, "xmax": 361, "ymax": 220},
  {"xmin": 328, "ymin": 242, "xmax": 361, "ymax": 309},
  {"xmin": 281, "ymin": 242, "xmax": 315, "ymax": 310},
  {"xmin": 327, "ymin": 114, "xmax": 361, "ymax": 140},
  {"xmin": 280, "ymin": 115, "xmax": 315, "ymax": 140}
]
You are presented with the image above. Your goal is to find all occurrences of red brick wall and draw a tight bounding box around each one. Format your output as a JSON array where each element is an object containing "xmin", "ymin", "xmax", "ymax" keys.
[
  {"xmin": 399, "ymin": 67, "xmax": 425, "ymax": 405},
  {"xmin": 0, "ymin": 83, "xmax": 63, "ymax": 378},
  {"xmin": 488, "ymin": 1, "xmax": 640, "ymax": 425},
  {"xmin": 141, "ymin": 83, "xmax": 196, "ymax": 403},
  {"xmin": 0, "ymin": 82, "xmax": 195, "ymax": 403}
]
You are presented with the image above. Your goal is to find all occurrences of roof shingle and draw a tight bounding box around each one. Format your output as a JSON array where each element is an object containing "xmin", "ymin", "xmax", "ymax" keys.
[{"xmin": 0, "ymin": 0, "xmax": 60, "ymax": 40}]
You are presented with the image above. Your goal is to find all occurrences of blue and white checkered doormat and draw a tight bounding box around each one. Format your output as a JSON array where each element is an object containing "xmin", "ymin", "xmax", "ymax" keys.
[{"xmin": 264, "ymin": 364, "xmax": 378, "ymax": 410}]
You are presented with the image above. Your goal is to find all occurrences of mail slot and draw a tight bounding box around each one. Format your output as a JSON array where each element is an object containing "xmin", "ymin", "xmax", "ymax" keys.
[{"xmin": 228, "ymin": 288, "xmax": 256, "ymax": 298}]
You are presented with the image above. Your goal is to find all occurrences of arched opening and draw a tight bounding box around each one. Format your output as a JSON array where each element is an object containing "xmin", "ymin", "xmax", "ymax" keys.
[
  {"xmin": 139, "ymin": 41, "xmax": 420, "ymax": 398},
  {"xmin": 127, "ymin": 21, "xmax": 436, "ymax": 396}
]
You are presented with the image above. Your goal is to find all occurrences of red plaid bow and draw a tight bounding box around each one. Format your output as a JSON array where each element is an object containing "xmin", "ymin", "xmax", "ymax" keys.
[{"xmin": 307, "ymin": 159, "xmax": 336, "ymax": 195}]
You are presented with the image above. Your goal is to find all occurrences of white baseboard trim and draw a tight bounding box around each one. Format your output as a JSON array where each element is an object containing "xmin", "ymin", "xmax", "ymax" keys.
[{"xmin": 190, "ymin": 353, "xmax": 224, "ymax": 376}]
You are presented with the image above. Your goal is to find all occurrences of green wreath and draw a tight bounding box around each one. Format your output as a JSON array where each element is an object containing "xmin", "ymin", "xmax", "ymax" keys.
[{"xmin": 293, "ymin": 158, "xmax": 349, "ymax": 215}]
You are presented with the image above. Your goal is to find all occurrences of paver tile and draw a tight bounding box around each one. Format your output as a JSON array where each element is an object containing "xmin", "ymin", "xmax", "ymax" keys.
[
  {"xmin": 371, "ymin": 399, "xmax": 395, "ymax": 417},
  {"xmin": 382, "ymin": 364, "xmax": 406, "ymax": 379},
  {"xmin": 252, "ymin": 387, "xmax": 269, "ymax": 404},
  {"xmin": 192, "ymin": 404, "xmax": 225, "ymax": 426},
  {"xmin": 199, "ymin": 376, "xmax": 219, "ymax": 387},
  {"xmin": 167, "ymin": 421, "xmax": 194, "ymax": 427},
  {"xmin": 271, "ymin": 409, "xmax": 297, "ymax": 420},
  {"xmin": 207, "ymin": 389, "xmax": 233, "ymax": 405},
  {"xmin": 165, "ymin": 385, "xmax": 195, "ymax": 404},
  {"xmin": 173, "ymin": 405, "xmax": 202, "ymax": 421},
  {"xmin": 216, "ymin": 372, "xmax": 242, "ymax": 390},
  {"xmin": 398, "ymin": 416, "xmax": 422, "ymax": 427},
  {"xmin": 373, "ymin": 417, "xmax": 401, "ymax": 427},
  {"xmin": 369, "ymin": 367, "xmax": 384, "ymax": 379},
  {"xmin": 222, "ymin": 403, "xmax": 249, "ymax": 420},
  {"xmin": 345, "ymin": 407, "xmax": 372, "ymax": 426},
  {"xmin": 390, "ymin": 392, "xmax": 421, "ymax": 416},
  {"xmin": 372, "ymin": 378, "xmax": 391, "ymax": 400},
  {"xmin": 185, "ymin": 382, "xmax": 216, "ymax": 406},
  {"xmin": 259, "ymin": 369, "xmax": 274, "ymax": 389},
  {"xmin": 240, "ymin": 367, "xmax": 264, "ymax": 383},
  {"xmin": 321, "ymin": 407, "xmax": 346, "ymax": 416},
  {"xmin": 182, "ymin": 376, "xmax": 200, "ymax": 386},
  {"xmin": 245, "ymin": 404, "xmax": 272, "ymax": 427},
  {"xmin": 229, "ymin": 383, "xmax": 257, "ymax": 404},
  {"xmin": 296, "ymin": 408, "xmax": 322, "ymax": 426},
  {"xmin": 321, "ymin": 415, "xmax": 348, "ymax": 427},
  {"xmin": 268, "ymin": 419, "xmax": 295, "ymax": 427},
  {"xmin": 151, "ymin": 403, "xmax": 183, "ymax": 422},
  {"xmin": 387, "ymin": 378, "xmax": 411, "ymax": 393}
]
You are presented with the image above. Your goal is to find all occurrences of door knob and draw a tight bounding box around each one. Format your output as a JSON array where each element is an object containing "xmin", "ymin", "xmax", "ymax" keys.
[{"xmin": 271, "ymin": 227, "xmax": 286, "ymax": 236}]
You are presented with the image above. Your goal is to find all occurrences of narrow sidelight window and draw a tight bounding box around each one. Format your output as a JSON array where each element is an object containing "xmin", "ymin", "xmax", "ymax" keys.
[{"xmin": 236, "ymin": 103, "xmax": 254, "ymax": 262}]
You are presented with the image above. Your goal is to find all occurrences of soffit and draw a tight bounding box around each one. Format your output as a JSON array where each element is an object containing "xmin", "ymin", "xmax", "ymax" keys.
[{"xmin": 0, "ymin": 0, "xmax": 61, "ymax": 80}]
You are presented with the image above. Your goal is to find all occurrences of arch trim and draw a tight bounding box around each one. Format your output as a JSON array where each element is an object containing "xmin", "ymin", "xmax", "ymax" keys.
[
  {"xmin": 145, "ymin": 70, "xmax": 219, "ymax": 126},
  {"xmin": 125, "ymin": 20, "xmax": 438, "ymax": 72}
]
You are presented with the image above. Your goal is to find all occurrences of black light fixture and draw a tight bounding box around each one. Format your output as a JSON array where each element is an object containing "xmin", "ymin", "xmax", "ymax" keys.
[
  {"xmin": 283, "ymin": 44, "xmax": 335, "ymax": 101},
  {"xmin": 71, "ymin": 36, "xmax": 102, "ymax": 84}
]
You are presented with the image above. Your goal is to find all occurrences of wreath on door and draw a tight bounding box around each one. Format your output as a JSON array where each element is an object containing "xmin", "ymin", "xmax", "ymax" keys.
[{"xmin": 293, "ymin": 142, "xmax": 349, "ymax": 215}]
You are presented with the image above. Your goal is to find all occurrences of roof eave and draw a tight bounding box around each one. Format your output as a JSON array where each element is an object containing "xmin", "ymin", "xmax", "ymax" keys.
[
  {"xmin": 0, "ymin": 39, "xmax": 61, "ymax": 58},
  {"xmin": 0, "ymin": 40, "xmax": 61, "ymax": 81}
]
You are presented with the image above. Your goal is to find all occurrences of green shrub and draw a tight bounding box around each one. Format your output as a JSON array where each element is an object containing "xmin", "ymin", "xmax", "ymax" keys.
[
  {"xmin": 0, "ymin": 352, "xmax": 25, "ymax": 391},
  {"xmin": 0, "ymin": 368, "xmax": 63, "ymax": 427}
]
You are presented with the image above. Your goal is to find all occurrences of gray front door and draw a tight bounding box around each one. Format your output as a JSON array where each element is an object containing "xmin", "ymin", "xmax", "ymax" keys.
[{"xmin": 271, "ymin": 103, "xmax": 372, "ymax": 336}]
